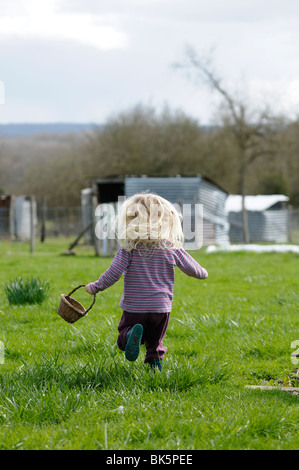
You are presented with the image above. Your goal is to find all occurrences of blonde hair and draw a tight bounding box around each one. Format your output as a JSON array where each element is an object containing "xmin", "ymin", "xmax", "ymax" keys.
[{"xmin": 116, "ymin": 193, "xmax": 184, "ymax": 252}]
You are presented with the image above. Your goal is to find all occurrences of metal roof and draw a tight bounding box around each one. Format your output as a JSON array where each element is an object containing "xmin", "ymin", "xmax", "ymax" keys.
[{"xmin": 225, "ymin": 194, "xmax": 289, "ymax": 213}]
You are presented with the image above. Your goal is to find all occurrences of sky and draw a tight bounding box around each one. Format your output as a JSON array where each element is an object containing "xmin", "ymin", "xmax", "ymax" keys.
[{"xmin": 0, "ymin": 0, "xmax": 299, "ymax": 125}]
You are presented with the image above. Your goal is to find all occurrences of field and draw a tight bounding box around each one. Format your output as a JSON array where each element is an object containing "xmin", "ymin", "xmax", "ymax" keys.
[{"xmin": 0, "ymin": 238, "xmax": 299, "ymax": 450}]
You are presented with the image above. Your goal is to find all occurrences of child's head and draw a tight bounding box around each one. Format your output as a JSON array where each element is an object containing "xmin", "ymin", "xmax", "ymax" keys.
[{"xmin": 116, "ymin": 192, "xmax": 184, "ymax": 251}]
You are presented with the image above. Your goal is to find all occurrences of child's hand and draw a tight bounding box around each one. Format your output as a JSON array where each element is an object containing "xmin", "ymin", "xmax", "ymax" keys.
[{"xmin": 85, "ymin": 284, "xmax": 94, "ymax": 295}]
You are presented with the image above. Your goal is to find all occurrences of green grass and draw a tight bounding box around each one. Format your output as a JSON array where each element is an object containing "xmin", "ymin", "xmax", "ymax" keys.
[{"xmin": 0, "ymin": 237, "xmax": 299, "ymax": 450}]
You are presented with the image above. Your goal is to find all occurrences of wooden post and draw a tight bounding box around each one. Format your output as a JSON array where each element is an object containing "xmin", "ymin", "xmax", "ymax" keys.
[
  {"xmin": 30, "ymin": 196, "xmax": 35, "ymax": 254},
  {"xmin": 40, "ymin": 197, "xmax": 47, "ymax": 243},
  {"xmin": 92, "ymin": 195, "xmax": 100, "ymax": 256},
  {"xmin": 287, "ymin": 206, "xmax": 293, "ymax": 243},
  {"xmin": 67, "ymin": 222, "xmax": 94, "ymax": 251}
]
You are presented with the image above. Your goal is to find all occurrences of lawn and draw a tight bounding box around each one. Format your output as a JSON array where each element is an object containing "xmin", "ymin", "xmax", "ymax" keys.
[{"xmin": 0, "ymin": 238, "xmax": 299, "ymax": 450}]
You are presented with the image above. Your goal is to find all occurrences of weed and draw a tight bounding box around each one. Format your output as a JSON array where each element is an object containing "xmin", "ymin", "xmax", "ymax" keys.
[{"xmin": 4, "ymin": 276, "xmax": 50, "ymax": 306}]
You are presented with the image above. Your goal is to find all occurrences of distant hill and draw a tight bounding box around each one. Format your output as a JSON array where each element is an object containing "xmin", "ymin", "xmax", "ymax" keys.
[
  {"xmin": 0, "ymin": 123, "xmax": 101, "ymax": 137},
  {"xmin": 0, "ymin": 122, "xmax": 214, "ymax": 137}
]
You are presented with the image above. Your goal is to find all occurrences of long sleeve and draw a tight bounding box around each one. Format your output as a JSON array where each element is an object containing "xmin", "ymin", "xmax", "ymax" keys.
[
  {"xmin": 174, "ymin": 248, "xmax": 208, "ymax": 279},
  {"xmin": 89, "ymin": 248, "xmax": 131, "ymax": 294}
]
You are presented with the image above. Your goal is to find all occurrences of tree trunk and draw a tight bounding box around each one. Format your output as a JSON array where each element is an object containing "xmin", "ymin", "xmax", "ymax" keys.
[
  {"xmin": 241, "ymin": 193, "xmax": 250, "ymax": 243},
  {"xmin": 239, "ymin": 156, "xmax": 250, "ymax": 244},
  {"xmin": 30, "ymin": 196, "xmax": 35, "ymax": 254}
]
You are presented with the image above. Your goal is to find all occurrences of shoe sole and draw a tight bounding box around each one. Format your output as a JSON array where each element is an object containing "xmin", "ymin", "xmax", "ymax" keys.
[{"xmin": 125, "ymin": 324, "xmax": 143, "ymax": 361}]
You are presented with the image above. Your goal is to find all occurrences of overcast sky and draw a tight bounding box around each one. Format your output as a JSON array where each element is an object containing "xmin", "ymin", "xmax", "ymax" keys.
[{"xmin": 0, "ymin": 0, "xmax": 299, "ymax": 125}]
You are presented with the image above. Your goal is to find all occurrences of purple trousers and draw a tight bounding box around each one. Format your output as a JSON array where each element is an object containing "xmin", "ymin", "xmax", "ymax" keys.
[{"xmin": 117, "ymin": 310, "xmax": 170, "ymax": 363}]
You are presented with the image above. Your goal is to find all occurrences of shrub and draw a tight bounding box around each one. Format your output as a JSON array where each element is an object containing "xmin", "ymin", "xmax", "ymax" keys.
[{"xmin": 4, "ymin": 276, "xmax": 50, "ymax": 305}]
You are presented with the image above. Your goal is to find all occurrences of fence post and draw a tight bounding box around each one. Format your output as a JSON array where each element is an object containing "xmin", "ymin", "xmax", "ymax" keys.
[
  {"xmin": 40, "ymin": 197, "xmax": 47, "ymax": 242},
  {"xmin": 92, "ymin": 196, "xmax": 100, "ymax": 256},
  {"xmin": 30, "ymin": 196, "xmax": 35, "ymax": 254},
  {"xmin": 287, "ymin": 206, "xmax": 293, "ymax": 243}
]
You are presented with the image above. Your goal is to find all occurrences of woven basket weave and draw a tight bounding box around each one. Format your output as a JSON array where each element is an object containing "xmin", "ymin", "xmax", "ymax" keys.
[{"xmin": 57, "ymin": 285, "xmax": 96, "ymax": 323}]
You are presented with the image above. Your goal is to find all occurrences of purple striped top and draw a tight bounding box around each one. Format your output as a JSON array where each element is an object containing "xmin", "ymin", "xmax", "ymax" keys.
[{"xmin": 89, "ymin": 247, "xmax": 208, "ymax": 313}]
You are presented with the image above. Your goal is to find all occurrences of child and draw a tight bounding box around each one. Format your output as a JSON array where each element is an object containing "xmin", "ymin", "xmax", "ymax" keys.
[{"xmin": 85, "ymin": 193, "xmax": 208, "ymax": 371}]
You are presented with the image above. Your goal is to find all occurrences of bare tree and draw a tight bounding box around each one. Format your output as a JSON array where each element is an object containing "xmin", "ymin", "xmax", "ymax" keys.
[
  {"xmin": 175, "ymin": 45, "xmax": 278, "ymax": 243},
  {"xmin": 84, "ymin": 103, "xmax": 203, "ymax": 178}
]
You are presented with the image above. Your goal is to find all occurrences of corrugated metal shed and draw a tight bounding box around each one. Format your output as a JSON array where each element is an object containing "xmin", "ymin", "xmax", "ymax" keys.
[
  {"xmin": 10, "ymin": 196, "xmax": 37, "ymax": 240},
  {"xmin": 0, "ymin": 194, "xmax": 11, "ymax": 237},
  {"xmin": 226, "ymin": 194, "xmax": 289, "ymax": 212},
  {"xmin": 226, "ymin": 194, "xmax": 290, "ymax": 243},
  {"xmin": 125, "ymin": 176, "xmax": 229, "ymax": 246},
  {"xmin": 81, "ymin": 176, "xmax": 229, "ymax": 249},
  {"xmin": 125, "ymin": 176, "xmax": 200, "ymax": 204}
]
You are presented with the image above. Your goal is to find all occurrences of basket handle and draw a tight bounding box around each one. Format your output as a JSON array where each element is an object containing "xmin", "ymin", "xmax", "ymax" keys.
[{"xmin": 67, "ymin": 284, "xmax": 96, "ymax": 314}]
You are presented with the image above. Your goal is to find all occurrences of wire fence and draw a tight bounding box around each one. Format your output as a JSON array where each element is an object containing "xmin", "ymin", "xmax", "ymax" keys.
[
  {"xmin": 37, "ymin": 207, "xmax": 83, "ymax": 237},
  {"xmin": 1, "ymin": 206, "xmax": 299, "ymax": 245},
  {"xmin": 0, "ymin": 206, "xmax": 83, "ymax": 240}
]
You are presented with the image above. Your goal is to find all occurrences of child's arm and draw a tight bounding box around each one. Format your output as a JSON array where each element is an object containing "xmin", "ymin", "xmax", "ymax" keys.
[
  {"xmin": 175, "ymin": 248, "xmax": 208, "ymax": 279},
  {"xmin": 85, "ymin": 248, "xmax": 131, "ymax": 294}
]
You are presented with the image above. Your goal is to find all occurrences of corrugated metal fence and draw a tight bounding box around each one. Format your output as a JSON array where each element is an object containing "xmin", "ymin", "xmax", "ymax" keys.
[
  {"xmin": 228, "ymin": 209, "xmax": 289, "ymax": 243},
  {"xmin": 124, "ymin": 176, "xmax": 229, "ymax": 245}
]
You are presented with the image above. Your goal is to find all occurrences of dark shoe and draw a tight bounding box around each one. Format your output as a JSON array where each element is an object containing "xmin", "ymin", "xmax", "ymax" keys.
[
  {"xmin": 149, "ymin": 358, "xmax": 163, "ymax": 371},
  {"xmin": 125, "ymin": 324, "xmax": 143, "ymax": 361}
]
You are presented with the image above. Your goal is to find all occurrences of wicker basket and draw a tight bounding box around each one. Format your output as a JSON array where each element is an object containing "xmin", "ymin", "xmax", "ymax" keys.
[{"xmin": 57, "ymin": 285, "xmax": 96, "ymax": 323}]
